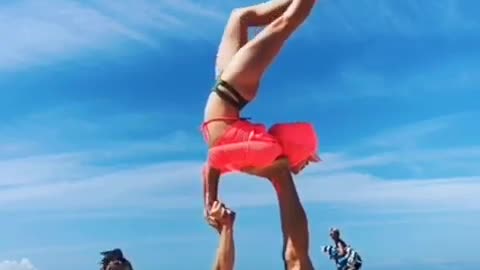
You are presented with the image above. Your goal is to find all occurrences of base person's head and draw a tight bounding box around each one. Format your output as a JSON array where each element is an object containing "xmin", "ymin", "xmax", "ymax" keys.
[{"xmin": 100, "ymin": 248, "xmax": 133, "ymax": 270}]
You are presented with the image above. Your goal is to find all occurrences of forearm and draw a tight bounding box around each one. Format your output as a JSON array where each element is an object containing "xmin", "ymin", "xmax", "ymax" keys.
[
  {"xmin": 203, "ymin": 165, "xmax": 220, "ymax": 207},
  {"xmin": 213, "ymin": 226, "xmax": 235, "ymax": 270}
]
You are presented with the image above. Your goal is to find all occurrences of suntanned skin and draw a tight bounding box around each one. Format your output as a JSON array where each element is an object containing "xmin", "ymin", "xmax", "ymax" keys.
[
  {"xmin": 203, "ymin": 1, "xmax": 317, "ymax": 269},
  {"xmin": 208, "ymin": 201, "xmax": 236, "ymax": 270}
]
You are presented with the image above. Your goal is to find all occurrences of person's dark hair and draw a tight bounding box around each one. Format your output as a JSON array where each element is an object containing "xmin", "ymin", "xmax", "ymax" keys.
[
  {"xmin": 100, "ymin": 248, "xmax": 134, "ymax": 270},
  {"xmin": 329, "ymin": 227, "xmax": 340, "ymax": 237}
]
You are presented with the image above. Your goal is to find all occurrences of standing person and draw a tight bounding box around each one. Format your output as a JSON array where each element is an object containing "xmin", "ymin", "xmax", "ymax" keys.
[
  {"xmin": 201, "ymin": 0, "xmax": 319, "ymax": 269},
  {"xmin": 322, "ymin": 228, "xmax": 363, "ymax": 270}
]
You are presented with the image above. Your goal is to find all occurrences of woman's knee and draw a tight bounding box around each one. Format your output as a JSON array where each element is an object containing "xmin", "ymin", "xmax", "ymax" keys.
[
  {"xmin": 281, "ymin": 0, "xmax": 316, "ymax": 28},
  {"xmin": 229, "ymin": 8, "xmax": 255, "ymax": 27}
]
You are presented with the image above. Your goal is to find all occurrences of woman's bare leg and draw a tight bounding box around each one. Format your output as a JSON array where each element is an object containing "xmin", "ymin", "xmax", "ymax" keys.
[
  {"xmin": 215, "ymin": 0, "xmax": 294, "ymax": 75},
  {"xmin": 220, "ymin": 0, "xmax": 316, "ymax": 88}
]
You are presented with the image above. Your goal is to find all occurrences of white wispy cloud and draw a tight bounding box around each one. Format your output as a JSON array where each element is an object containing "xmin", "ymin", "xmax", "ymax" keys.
[
  {"xmin": 94, "ymin": 0, "xmax": 226, "ymax": 37},
  {"xmin": 4, "ymin": 151, "xmax": 478, "ymax": 214},
  {"xmin": 363, "ymin": 112, "xmax": 472, "ymax": 149},
  {"xmin": 0, "ymin": 104, "xmax": 205, "ymax": 210},
  {"xmin": 0, "ymin": 160, "xmax": 200, "ymax": 211},
  {"xmin": 218, "ymin": 150, "xmax": 480, "ymax": 212},
  {"xmin": 0, "ymin": 1, "xmax": 153, "ymax": 70},
  {"xmin": 301, "ymin": 173, "xmax": 480, "ymax": 212},
  {"xmin": 315, "ymin": 0, "xmax": 480, "ymax": 39},
  {"xmin": 234, "ymin": 113, "xmax": 480, "ymax": 211},
  {"xmin": 0, "ymin": 0, "xmax": 226, "ymax": 71},
  {"xmin": 0, "ymin": 103, "xmax": 204, "ymax": 157},
  {"xmin": 290, "ymin": 52, "xmax": 479, "ymax": 105},
  {"xmin": 3, "ymin": 0, "xmax": 477, "ymax": 72},
  {"xmin": 0, "ymin": 259, "xmax": 36, "ymax": 270},
  {"xmin": 0, "ymin": 153, "xmax": 97, "ymax": 186},
  {"xmin": 281, "ymin": 1, "xmax": 480, "ymax": 104},
  {"xmin": 329, "ymin": 112, "xmax": 480, "ymax": 179}
]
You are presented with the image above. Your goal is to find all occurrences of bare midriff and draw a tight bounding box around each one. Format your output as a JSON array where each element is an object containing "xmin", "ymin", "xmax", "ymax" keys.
[
  {"xmin": 203, "ymin": 84, "xmax": 257, "ymax": 147},
  {"xmin": 203, "ymin": 94, "xmax": 240, "ymax": 147}
]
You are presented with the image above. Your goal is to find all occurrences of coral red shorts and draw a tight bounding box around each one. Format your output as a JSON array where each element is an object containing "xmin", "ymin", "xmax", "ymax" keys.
[
  {"xmin": 201, "ymin": 118, "xmax": 320, "ymax": 174},
  {"xmin": 269, "ymin": 122, "xmax": 321, "ymax": 171},
  {"xmin": 202, "ymin": 118, "xmax": 282, "ymax": 174}
]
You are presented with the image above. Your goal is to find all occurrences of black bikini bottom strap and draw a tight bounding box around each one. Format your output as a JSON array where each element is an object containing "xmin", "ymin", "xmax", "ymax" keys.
[{"xmin": 213, "ymin": 80, "xmax": 249, "ymax": 110}]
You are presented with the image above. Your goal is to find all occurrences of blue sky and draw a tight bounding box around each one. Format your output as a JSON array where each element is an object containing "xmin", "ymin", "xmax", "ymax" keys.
[{"xmin": 0, "ymin": 0, "xmax": 479, "ymax": 269}]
